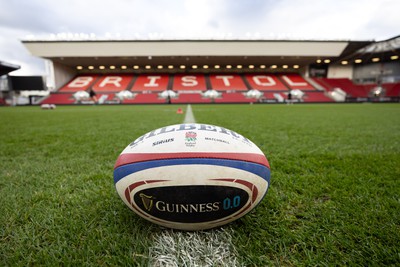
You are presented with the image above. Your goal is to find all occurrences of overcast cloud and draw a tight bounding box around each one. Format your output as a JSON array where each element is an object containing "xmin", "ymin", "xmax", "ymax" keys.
[{"xmin": 0, "ymin": 0, "xmax": 399, "ymax": 75}]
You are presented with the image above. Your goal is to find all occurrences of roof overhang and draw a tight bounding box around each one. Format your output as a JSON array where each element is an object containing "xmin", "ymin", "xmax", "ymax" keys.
[
  {"xmin": 23, "ymin": 40, "xmax": 350, "ymax": 57},
  {"xmin": 22, "ymin": 39, "xmax": 373, "ymax": 73},
  {"xmin": 0, "ymin": 61, "xmax": 21, "ymax": 76}
]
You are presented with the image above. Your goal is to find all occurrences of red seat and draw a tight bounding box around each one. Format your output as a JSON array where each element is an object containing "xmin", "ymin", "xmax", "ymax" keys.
[
  {"xmin": 214, "ymin": 93, "xmax": 255, "ymax": 103},
  {"xmin": 303, "ymin": 92, "xmax": 334, "ymax": 102},
  {"xmin": 171, "ymin": 93, "xmax": 211, "ymax": 104},
  {"xmin": 122, "ymin": 93, "xmax": 166, "ymax": 104},
  {"xmin": 41, "ymin": 94, "xmax": 75, "ymax": 104}
]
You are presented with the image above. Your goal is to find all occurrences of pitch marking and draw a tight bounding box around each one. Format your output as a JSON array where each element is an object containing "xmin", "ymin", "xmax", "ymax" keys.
[
  {"xmin": 149, "ymin": 228, "xmax": 240, "ymax": 267},
  {"xmin": 183, "ymin": 104, "xmax": 196, "ymax": 123}
]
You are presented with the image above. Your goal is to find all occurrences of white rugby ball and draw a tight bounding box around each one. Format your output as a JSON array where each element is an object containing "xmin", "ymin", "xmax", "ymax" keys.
[{"xmin": 113, "ymin": 123, "xmax": 270, "ymax": 230}]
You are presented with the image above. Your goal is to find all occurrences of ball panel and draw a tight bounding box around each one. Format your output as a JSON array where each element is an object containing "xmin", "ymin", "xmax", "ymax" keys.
[
  {"xmin": 114, "ymin": 152, "xmax": 270, "ymax": 170},
  {"xmin": 114, "ymin": 158, "xmax": 270, "ymax": 185},
  {"xmin": 124, "ymin": 123, "xmax": 264, "ymax": 155},
  {"xmin": 133, "ymin": 185, "xmax": 249, "ymax": 223}
]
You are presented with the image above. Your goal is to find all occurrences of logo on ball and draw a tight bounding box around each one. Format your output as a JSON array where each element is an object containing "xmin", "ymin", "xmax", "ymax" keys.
[
  {"xmin": 133, "ymin": 185, "xmax": 250, "ymax": 223},
  {"xmin": 139, "ymin": 193, "xmax": 154, "ymax": 211},
  {"xmin": 185, "ymin": 131, "xmax": 197, "ymax": 147}
]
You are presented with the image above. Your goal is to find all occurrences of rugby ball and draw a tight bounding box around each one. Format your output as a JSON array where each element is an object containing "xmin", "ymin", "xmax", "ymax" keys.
[{"xmin": 113, "ymin": 123, "xmax": 270, "ymax": 230}]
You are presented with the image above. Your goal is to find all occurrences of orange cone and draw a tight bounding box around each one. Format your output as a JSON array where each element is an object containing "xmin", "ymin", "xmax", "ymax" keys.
[{"xmin": 176, "ymin": 108, "xmax": 183, "ymax": 114}]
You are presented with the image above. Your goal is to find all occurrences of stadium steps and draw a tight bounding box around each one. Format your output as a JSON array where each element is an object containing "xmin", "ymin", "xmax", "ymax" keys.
[
  {"xmin": 167, "ymin": 74, "xmax": 174, "ymax": 90},
  {"xmin": 126, "ymin": 75, "xmax": 138, "ymax": 91},
  {"xmin": 312, "ymin": 78, "xmax": 332, "ymax": 91},
  {"xmin": 87, "ymin": 75, "xmax": 102, "ymax": 92},
  {"xmin": 204, "ymin": 74, "xmax": 212, "ymax": 90},
  {"xmin": 305, "ymin": 77, "xmax": 325, "ymax": 91},
  {"xmin": 240, "ymin": 74, "xmax": 252, "ymax": 90},
  {"xmin": 273, "ymin": 93, "xmax": 285, "ymax": 102}
]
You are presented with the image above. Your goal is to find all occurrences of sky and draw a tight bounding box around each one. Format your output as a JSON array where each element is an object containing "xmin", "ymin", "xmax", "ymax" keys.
[{"xmin": 0, "ymin": 0, "xmax": 399, "ymax": 75}]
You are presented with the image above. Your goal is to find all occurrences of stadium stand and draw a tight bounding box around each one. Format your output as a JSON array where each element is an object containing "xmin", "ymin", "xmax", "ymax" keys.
[
  {"xmin": 37, "ymin": 73, "xmax": 400, "ymax": 105},
  {"xmin": 18, "ymin": 36, "xmax": 400, "ymax": 105}
]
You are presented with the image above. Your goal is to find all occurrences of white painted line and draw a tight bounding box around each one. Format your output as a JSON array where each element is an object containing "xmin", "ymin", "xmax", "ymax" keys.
[
  {"xmin": 183, "ymin": 104, "xmax": 196, "ymax": 123},
  {"xmin": 149, "ymin": 227, "xmax": 240, "ymax": 267}
]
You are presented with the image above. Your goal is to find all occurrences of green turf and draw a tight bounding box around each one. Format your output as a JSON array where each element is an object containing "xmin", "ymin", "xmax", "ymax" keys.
[{"xmin": 0, "ymin": 104, "xmax": 399, "ymax": 266}]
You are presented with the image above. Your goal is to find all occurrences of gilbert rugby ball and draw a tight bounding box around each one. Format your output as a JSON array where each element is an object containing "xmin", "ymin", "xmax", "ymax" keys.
[{"xmin": 114, "ymin": 123, "xmax": 270, "ymax": 230}]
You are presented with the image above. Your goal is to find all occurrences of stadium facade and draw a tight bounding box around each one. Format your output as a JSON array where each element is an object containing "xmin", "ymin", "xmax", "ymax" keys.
[{"xmin": 4, "ymin": 36, "xmax": 400, "ymax": 105}]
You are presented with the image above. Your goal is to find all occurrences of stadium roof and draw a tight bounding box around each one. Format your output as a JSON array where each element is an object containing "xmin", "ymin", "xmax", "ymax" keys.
[
  {"xmin": 357, "ymin": 35, "xmax": 400, "ymax": 53},
  {"xmin": 0, "ymin": 61, "xmax": 20, "ymax": 76},
  {"xmin": 22, "ymin": 39, "xmax": 373, "ymax": 73},
  {"xmin": 342, "ymin": 35, "xmax": 400, "ymax": 63}
]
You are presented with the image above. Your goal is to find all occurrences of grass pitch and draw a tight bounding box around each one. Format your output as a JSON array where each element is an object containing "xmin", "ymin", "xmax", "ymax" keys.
[{"xmin": 1, "ymin": 104, "xmax": 399, "ymax": 266}]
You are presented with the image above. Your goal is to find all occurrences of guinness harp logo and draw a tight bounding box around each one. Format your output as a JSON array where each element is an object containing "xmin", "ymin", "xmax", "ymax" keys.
[{"xmin": 139, "ymin": 193, "xmax": 154, "ymax": 211}]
